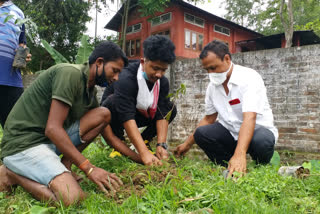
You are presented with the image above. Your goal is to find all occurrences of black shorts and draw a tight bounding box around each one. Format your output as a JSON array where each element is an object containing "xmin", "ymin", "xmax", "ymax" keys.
[{"xmin": 0, "ymin": 85, "xmax": 24, "ymax": 128}]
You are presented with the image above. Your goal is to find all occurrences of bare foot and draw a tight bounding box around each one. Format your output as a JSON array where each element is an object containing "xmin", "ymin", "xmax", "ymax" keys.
[{"xmin": 0, "ymin": 165, "xmax": 16, "ymax": 192}]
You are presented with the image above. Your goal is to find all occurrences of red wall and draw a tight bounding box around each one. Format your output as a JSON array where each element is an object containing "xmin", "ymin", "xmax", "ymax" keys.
[{"xmin": 118, "ymin": 3, "xmax": 260, "ymax": 59}]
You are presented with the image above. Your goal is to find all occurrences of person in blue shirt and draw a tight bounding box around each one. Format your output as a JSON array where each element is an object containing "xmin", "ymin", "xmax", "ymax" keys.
[{"xmin": 0, "ymin": 0, "xmax": 31, "ymax": 128}]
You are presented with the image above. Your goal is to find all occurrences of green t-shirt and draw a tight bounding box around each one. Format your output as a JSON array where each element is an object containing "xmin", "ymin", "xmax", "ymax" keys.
[{"xmin": 0, "ymin": 63, "xmax": 99, "ymax": 159}]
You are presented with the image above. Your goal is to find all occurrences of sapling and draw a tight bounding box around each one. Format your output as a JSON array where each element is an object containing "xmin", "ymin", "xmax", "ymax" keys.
[{"xmin": 162, "ymin": 83, "xmax": 186, "ymax": 121}]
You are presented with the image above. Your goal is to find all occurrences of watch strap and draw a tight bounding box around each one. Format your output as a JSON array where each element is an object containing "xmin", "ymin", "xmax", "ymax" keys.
[{"xmin": 156, "ymin": 142, "xmax": 168, "ymax": 150}]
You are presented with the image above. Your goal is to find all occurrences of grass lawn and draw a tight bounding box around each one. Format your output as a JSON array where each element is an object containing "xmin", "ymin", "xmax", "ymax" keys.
[{"xmin": 0, "ymin": 127, "xmax": 320, "ymax": 214}]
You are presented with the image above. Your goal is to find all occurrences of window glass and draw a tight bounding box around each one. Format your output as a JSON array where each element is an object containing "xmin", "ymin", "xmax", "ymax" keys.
[
  {"xmin": 185, "ymin": 29, "xmax": 203, "ymax": 51},
  {"xmin": 185, "ymin": 30, "xmax": 190, "ymax": 48},
  {"xmin": 185, "ymin": 13, "xmax": 194, "ymax": 22},
  {"xmin": 161, "ymin": 13, "xmax": 171, "ymax": 22},
  {"xmin": 126, "ymin": 26, "xmax": 133, "ymax": 34},
  {"xmin": 151, "ymin": 17, "xmax": 161, "ymax": 26},
  {"xmin": 133, "ymin": 23, "xmax": 141, "ymax": 32},
  {"xmin": 125, "ymin": 39, "xmax": 141, "ymax": 57},
  {"xmin": 151, "ymin": 13, "xmax": 171, "ymax": 27},
  {"xmin": 136, "ymin": 40, "xmax": 141, "ymax": 56},
  {"xmin": 195, "ymin": 17, "xmax": 204, "ymax": 27},
  {"xmin": 223, "ymin": 28, "xmax": 230, "ymax": 35},
  {"xmin": 192, "ymin": 32, "xmax": 197, "ymax": 50},
  {"xmin": 198, "ymin": 34, "xmax": 203, "ymax": 51},
  {"xmin": 130, "ymin": 40, "xmax": 135, "ymax": 56},
  {"xmin": 214, "ymin": 24, "xmax": 230, "ymax": 36},
  {"xmin": 215, "ymin": 25, "xmax": 222, "ymax": 32},
  {"xmin": 185, "ymin": 13, "xmax": 204, "ymax": 27}
]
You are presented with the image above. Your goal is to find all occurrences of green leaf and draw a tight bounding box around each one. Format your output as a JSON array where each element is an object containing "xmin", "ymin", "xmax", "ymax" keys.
[
  {"xmin": 4, "ymin": 15, "xmax": 14, "ymax": 23},
  {"xmin": 30, "ymin": 205, "xmax": 54, "ymax": 214},
  {"xmin": 270, "ymin": 151, "xmax": 280, "ymax": 167},
  {"xmin": 164, "ymin": 110, "xmax": 172, "ymax": 121},
  {"xmin": 310, "ymin": 160, "xmax": 320, "ymax": 172},
  {"xmin": 75, "ymin": 35, "xmax": 94, "ymax": 64},
  {"xmin": 302, "ymin": 161, "xmax": 312, "ymax": 170},
  {"xmin": 166, "ymin": 93, "xmax": 174, "ymax": 99},
  {"xmin": 101, "ymin": 137, "xmax": 108, "ymax": 147},
  {"xmin": 41, "ymin": 39, "xmax": 69, "ymax": 64}
]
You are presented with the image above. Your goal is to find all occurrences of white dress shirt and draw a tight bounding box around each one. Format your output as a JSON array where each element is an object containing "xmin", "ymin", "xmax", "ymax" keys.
[{"xmin": 205, "ymin": 64, "xmax": 278, "ymax": 142}]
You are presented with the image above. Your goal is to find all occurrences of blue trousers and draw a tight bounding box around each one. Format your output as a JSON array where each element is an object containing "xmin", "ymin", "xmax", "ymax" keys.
[{"xmin": 194, "ymin": 122, "xmax": 275, "ymax": 165}]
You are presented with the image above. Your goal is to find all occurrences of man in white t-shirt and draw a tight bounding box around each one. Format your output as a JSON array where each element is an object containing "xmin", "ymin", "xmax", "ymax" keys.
[{"xmin": 175, "ymin": 40, "xmax": 278, "ymax": 177}]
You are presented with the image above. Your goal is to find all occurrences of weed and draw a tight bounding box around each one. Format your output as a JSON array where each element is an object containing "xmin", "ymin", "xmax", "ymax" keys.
[{"xmin": 0, "ymin": 129, "xmax": 320, "ymax": 213}]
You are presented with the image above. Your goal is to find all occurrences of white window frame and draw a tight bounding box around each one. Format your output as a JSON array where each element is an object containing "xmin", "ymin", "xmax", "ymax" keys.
[
  {"xmin": 184, "ymin": 29, "xmax": 204, "ymax": 51},
  {"xmin": 126, "ymin": 23, "xmax": 142, "ymax": 34},
  {"xmin": 184, "ymin": 12, "xmax": 205, "ymax": 28},
  {"xmin": 214, "ymin": 24, "xmax": 230, "ymax": 36},
  {"xmin": 151, "ymin": 12, "xmax": 172, "ymax": 27}
]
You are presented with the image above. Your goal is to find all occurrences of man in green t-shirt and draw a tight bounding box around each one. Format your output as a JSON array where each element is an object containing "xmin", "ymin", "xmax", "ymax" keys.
[{"xmin": 0, "ymin": 41, "xmax": 128, "ymax": 206}]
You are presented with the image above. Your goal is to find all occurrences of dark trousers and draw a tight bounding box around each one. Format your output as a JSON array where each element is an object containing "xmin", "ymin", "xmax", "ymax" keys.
[
  {"xmin": 102, "ymin": 95, "xmax": 177, "ymax": 141},
  {"xmin": 194, "ymin": 122, "xmax": 275, "ymax": 165},
  {"xmin": 0, "ymin": 85, "xmax": 24, "ymax": 128}
]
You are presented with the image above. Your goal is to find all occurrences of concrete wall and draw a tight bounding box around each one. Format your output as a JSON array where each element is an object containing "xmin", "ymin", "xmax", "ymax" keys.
[
  {"xmin": 23, "ymin": 44, "xmax": 320, "ymax": 153},
  {"xmin": 168, "ymin": 44, "xmax": 320, "ymax": 153}
]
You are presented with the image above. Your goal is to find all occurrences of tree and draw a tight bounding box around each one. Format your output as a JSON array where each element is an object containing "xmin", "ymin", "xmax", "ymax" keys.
[
  {"xmin": 222, "ymin": 0, "xmax": 257, "ymax": 27},
  {"xmin": 14, "ymin": 0, "xmax": 92, "ymax": 71},
  {"xmin": 279, "ymin": 0, "xmax": 293, "ymax": 47},
  {"xmin": 221, "ymin": 0, "xmax": 320, "ymax": 38}
]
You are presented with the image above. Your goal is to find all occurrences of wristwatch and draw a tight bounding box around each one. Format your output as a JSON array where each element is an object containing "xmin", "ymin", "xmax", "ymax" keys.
[{"xmin": 156, "ymin": 142, "xmax": 168, "ymax": 150}]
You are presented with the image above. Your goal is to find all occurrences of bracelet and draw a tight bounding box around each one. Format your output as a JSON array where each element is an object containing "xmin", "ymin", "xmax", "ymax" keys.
[
  {"xmin": 79, "ymin": 159, "xmax": 89, "ymax": 171},
  {"xmin": 86, "ymin": 167, "xmax": 94, "ymax": 177}
]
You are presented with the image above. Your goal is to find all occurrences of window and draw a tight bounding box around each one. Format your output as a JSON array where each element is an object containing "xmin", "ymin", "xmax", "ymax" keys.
[
  {"xmin": 126, "ymin": 23, "xmax": 142, "ymax": 34},
  {"xmin": 184, "ymin": 29, "xmax": 203, "ymax": 51},
  {"xmin": 152, "ymin": 30, "xmax": 170, "ymax": 39},
  {"xmin": 151, "ymin": 12, "xmax": 172, "ymax": 27},
  {"xmin": 125, "ymin": 39, "xmax": 141, "ymax": 57},
  {"xmin": 184, "ymin": 13, "xmax": 204, "ymax": 28},
  {"xmin": 214, "ymin": 24, "xmax": 230, "ymax": 36}
]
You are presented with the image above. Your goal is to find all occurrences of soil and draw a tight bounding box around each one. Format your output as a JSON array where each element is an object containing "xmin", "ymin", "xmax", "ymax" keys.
[{"xmin": 106, "ymin": 163, "xmax": 181, "ymax": 204}]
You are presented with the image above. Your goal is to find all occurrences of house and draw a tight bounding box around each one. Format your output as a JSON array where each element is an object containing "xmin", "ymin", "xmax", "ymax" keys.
[
  {"xmin": 104, "ymin": 0, "xmax": 262, "ymax": 59},
  {"xmin": 235, "ymin": 30, "xmax": 320, "ymax": 52}
]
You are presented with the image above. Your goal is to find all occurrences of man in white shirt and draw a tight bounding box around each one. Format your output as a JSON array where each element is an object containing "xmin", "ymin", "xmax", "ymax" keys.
[{"xmin": 174, "ymin": 40, "xmax": 278, "ymax": 177}]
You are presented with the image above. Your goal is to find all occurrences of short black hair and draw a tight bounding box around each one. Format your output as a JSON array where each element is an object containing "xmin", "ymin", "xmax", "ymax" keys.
[
  {"xmin": 199, "ymin": 40, "xmax": 232, "ymax": 61},
  {"xmin": 89, "ymin": 41, "xmax": 128, "ymax": 66},
  {"xmin": 143, "ymin": 35, "xmax": 176, "ymax": 64}
]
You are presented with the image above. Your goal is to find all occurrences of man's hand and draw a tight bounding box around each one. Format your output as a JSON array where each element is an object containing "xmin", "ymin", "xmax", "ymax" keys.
[
  {"xmin": 227, "ymin": 154, "xmax": 247, "ymax": 178},
  {"xmin": 141, "ymin": 151, "xmax": 162, "ymax": 166},
  {"xmin": 87, "ymin": 167, "xmax": 123, "ymax": 194},
  {"xmin": 174, "ymin": 141, "xmax": 192, "ymax": 157},
  {"xmin": 156, "ymin": 146, "xmax": 169, "ymax": 160}
]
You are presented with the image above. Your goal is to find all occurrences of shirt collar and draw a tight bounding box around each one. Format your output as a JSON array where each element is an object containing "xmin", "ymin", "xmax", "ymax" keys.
[{"xmin": 228, "ymin": 64, "xmax": 241, "ymax": 86}]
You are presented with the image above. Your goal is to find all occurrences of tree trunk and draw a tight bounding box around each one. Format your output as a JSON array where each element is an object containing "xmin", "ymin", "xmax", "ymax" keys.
[
  {"xmin": 280, "ymin": 0, "xmax": 294, "ymax": 48},
  {"xmin": 121, "ymin": 0, "xmax": 130, "ymax": 51}
]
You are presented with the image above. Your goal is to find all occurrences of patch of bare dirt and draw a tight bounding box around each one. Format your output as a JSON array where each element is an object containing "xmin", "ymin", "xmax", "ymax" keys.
[{"xmin": 106, "ymin": 165, "xmax": 181, "ymax": 204}]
